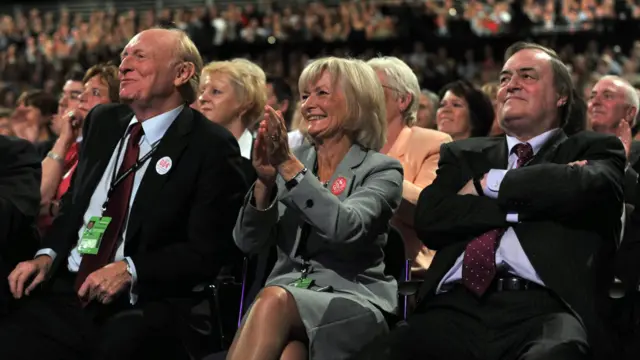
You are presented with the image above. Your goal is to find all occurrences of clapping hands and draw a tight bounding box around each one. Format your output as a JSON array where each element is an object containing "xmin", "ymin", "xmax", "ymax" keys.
[{"xmin": 252, "ymin": 105, "xmax": 291, "ymax": 186}]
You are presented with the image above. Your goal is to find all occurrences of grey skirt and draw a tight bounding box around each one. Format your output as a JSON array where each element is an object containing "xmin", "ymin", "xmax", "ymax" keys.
[{"xmin": 274, "ymin": 283, "xmax": 389, "ymax": 360}]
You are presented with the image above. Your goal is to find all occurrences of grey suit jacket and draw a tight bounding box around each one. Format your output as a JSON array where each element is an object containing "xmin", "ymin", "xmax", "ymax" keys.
[{"xmin": 233, "ymin": 143, "xmax": 404, "ymax": 314}]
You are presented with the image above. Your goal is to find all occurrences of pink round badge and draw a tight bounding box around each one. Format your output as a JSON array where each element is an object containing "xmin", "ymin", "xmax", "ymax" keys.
[{"xmin": 331, "ymin": 177, "xmax": 347, "ymax": 195}]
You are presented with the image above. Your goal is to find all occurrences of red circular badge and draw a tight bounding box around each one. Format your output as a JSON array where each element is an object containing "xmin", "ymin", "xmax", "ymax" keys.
[{"xmin": 331, "ymin": 177, "xmax": 347, "ymax": 195}]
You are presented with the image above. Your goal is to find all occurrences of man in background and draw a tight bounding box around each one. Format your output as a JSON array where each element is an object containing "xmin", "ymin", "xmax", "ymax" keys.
[{"xmin": 589, "ymin": 75, "xmax": 640, "ymax": 360}]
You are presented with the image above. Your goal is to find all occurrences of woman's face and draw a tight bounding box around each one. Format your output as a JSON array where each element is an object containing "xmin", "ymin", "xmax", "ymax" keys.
[
  {"xmin": 299, "ymin": 71, "xmax": 347, "ymax": 140},
  {"xmin": 436, "ymin": 90, "xmax": 472, "ymax": 140},
  {"xmin": 198, "ymin": 72, "xmax": 244, "ymax": 127},
  {"xmin": 78, "ymin": 75, "xmax": 112, "ymax": 118}
]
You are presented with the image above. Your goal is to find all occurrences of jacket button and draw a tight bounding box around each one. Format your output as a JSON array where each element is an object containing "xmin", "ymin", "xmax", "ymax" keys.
[{"xmin": 306, "ymin": 199, "xmax": 314, "ymax": 208}]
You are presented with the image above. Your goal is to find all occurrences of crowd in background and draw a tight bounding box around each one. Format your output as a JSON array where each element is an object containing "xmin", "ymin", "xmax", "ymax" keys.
[
  {"xmin": 1, "ymin": 2, "xmax": 640, "ymax": 359},
  {"xmin": 1, "ymin": 1, "xmax": 640, "ymax": 113}
]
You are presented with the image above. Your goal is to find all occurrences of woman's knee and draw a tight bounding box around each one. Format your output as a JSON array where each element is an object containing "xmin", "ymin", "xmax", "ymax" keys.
[{"xmin": 251, "ymin": 286, "xmax": 296, "ymax": 318}]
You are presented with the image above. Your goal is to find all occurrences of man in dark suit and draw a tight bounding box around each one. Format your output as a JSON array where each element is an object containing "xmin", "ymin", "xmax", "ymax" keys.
[
  {"xmin": 588, "ymin": 76, "xmax": 640, "ymax": 359},
  {"xmin": 0, "ymin": 135, "xmax": 41, "ymax": 315},
  {"xmin": 0, "ymin": 28, "xmax": 247, "ymax": 360},
  {"xmin": 371, "ymin": 42, "xmax": 625, "ymax": 360},
  {"xmin": 588, "ymin": 75, "xmax": 639, "ymax": 285}
]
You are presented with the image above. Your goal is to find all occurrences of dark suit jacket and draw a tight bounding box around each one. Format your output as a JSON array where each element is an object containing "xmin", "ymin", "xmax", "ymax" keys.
[
  {"xmin": 615, "ymin": 141, "xmax": 640, "ymax": 292},
  {"xmin": 0, "ymin": 136, "xmax": 41, "ymax": 313},
  {"xmin": 414, "ymin": 130, "xmax": 625, "ymax": 357},
  {"xmin": 44, "ymin": 103, "xmax": 247, "ymax": 307}
]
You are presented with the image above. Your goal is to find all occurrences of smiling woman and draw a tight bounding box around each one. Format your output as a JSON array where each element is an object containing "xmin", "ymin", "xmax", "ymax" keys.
[
  {"xmin": 297, "ymin": 57, "xmax": 387, "ymax": 152},
  {"xmin": 436, "ymin": 80, "xmax": 495, "ymax": 141},
  {"xmin": 229, "ymin": 57, "xmax": 403, "ymax": 360}
]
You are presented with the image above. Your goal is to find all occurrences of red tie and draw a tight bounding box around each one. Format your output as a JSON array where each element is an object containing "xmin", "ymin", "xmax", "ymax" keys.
[
  {"xmin": 462, "ymin": 143, "xmax": 534, "ymax": 296},
  {"xmin": 74, "ymin": 123, "xmax": 144, "ymax": 294},
  {"xmin": 56, "ymin": 142, "xmax": 80, "ymax": 199}
]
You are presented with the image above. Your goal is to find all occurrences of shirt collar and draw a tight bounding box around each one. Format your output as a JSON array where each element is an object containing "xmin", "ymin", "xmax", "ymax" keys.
[
  {"xmin": 127, "ymin": 105, "xmax": 184, "ymax": 145},
  {"xmin": 506, "ymin": 128, "xmax": 560, "ymax": 156},
  {"xmin": 238, "ymin": 128, "xmax": 253, "ymax": 160}
]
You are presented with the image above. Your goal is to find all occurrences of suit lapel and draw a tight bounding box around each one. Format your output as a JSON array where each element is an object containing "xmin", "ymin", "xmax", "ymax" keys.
[
  {"xmin": 463, "ymin": 137, "xmax": 507, "ymax": 177},
  {"xmin": 125, "ymin": 107, "xmax": 193, "ymax": 244},
  {"xmin": 528, "ymin": 130, "xmax": 567, "ymax": 166},
  {"xmin": 482, "ymin": 137, "xmax": 509, "ymax": 170},
  {"xmin": 79, "ymin": 113, "xmax": 130, "ymax": 208},
  {"xmin": 326, "ymin": 144, "xmax": 367, "ymax": 202},
  {"xmin": 291, "ymin": 144, "xmax": 368, "ymax": 257}
]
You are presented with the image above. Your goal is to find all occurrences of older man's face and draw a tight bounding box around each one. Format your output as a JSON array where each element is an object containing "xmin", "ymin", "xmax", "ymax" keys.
[
  {"xmin": 588, "ymin": 77, "xmax": 634, "ymax": 133},
  {"xmin": 118, "ymin": 30, "xmax": 181, "ymax": 105},
  {"xmin": 497, "ymin": 49, "xmax": 564, "ymax": 138}
]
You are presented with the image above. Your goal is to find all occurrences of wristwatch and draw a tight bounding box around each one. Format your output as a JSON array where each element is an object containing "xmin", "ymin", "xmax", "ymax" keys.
[{"xmin": 285, "ymin": 167, "xmax": 308, "ymax": 190}]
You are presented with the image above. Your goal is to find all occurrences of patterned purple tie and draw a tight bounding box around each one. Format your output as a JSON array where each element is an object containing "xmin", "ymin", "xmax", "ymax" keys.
[
  {"xmin": 514, "ymin": 143, "xmax": 534, "ymax": 169},
  {"xmin": 462, "ymin": 142, "xmax": 534, "ymax": 296}
]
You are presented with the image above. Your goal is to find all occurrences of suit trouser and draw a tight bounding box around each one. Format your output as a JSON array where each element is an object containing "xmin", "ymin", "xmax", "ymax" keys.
[
  {"xmin": 357, "ymin": 284, "xmax": 591, "ymax": 360},
  {"xmin": 0, "ymin": 270, "xmax": 188, "ymax": 360}
]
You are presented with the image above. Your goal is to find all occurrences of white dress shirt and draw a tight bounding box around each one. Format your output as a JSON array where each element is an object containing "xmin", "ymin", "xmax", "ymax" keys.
[
  {"xmin": 36, "ymin": 105, "xmax": 183, "ymax": 304},
  {"xmin": 238, "ymin": 128, "xmax": 253, "ymax": 160},
  {"xmin": 288, "ymin": 130, "xmax": 305, "ymax": 149},
  {"xmin": 437, "ymin": 128, "xmax": 561, "ymax": 292}
]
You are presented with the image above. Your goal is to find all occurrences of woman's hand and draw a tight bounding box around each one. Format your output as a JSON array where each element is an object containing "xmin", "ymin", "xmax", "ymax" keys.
[
  {"xmin": 57, "ymin": 109, "xmax": 83, "ymax": 146},
  {"xmin": 253, "ymin": 117, "xmax": 278, "ymax": 187},
  {"xmin": 264, "ymin": 105, "xmax": 292, "ymax": 167}
]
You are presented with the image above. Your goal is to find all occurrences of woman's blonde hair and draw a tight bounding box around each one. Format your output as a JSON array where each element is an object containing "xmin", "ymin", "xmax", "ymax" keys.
[
  {"xmin": 298, "ymin": 57, "xmax": 387, "ymax": 151},
  {"xmin": 289, "ymin": 101, "xmax": 307, "ymax": 133},
  {"xmin": 201, "ymin": 58, "xmax": 267, "ymax": 127}
]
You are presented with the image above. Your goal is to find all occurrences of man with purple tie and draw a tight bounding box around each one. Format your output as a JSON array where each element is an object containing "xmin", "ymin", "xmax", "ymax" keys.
[{"xmin": 367, "ymin": 42, "xmax": 626, "ymax": 360}]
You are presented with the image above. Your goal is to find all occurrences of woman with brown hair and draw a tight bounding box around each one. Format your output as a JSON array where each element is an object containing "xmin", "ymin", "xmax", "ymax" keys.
[
  {"xmin": 11, "ymin": 90, "xmax": 58, "ymax": 144},
  {"xmin": 38, "ymin": 63, "xmax": 120, "ymax": 235},
  {"xmin": 436, "ymin": 80, "xmax": 495, "ymax": 140}
]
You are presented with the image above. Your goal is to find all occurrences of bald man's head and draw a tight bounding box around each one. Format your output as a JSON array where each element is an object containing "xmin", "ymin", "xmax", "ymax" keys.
[
  {"xmin": 587, "ymin": 75, "xmax": 639, "ymax": 134},
  {"xmin": 118, "ymin": 28, "xmax": 203, "ymax": 115}
]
